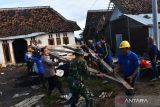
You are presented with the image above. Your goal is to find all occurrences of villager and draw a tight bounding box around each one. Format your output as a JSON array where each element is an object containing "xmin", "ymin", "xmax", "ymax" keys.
[
  {"xmin": 148, "ymin": 37, "xmax": 159, "ymax": 81},
  {"xmin": 24, "ymin": 46, "xmax": 34, "ymax": 73}
]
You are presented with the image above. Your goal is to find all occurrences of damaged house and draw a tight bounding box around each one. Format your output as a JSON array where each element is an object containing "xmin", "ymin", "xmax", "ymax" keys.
[
  {"xmin": 0, "ymin": 6, "xmax": 80, "ymax": 67},
  {"xmin": 84, "ymin": 0, "xmax": 160, "ymax": 55},
  {"xmin": 83, "ymin": 9, "xmax": 112, "ymax": 42}
]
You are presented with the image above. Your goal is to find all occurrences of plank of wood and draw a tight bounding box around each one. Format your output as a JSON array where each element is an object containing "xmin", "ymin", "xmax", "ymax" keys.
[
  {"xmin": 49, "ymin": 49, "xmax": 74, "ymax": 54},
  {"xmin": 49, "ymin": 52, "xmax": 68, "ymax": 62},
  {"xmin": 63, "ymin": 45, "xmax": 76, "ymax": 51},
  {"xmin": 88, "ymin": 67, "xmax": 122, "ymax": 85}
]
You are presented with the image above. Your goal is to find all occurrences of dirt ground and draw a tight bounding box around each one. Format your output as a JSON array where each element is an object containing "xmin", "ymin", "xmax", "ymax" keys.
[{"xmin": 0, "ymin": 65, "xmax": 160, "ymax": 107}]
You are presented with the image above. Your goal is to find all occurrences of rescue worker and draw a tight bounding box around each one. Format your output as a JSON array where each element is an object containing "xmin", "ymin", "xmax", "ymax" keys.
[
  {"xmin": 41, "ymin": 47, "xmax": 66, "ymax": 97},
  {"xmin": 87, "ymin": 40, "xmax": 96, "ymax": 52},
  {"xmin": 32, "ymin": 48, "xmax": 45, "ymax": 88},
  {"xmin": 68, "ymin": 48, "xmax": 92, "ymax": 107},
  {"xmin": 32, "ymin": 48, "xmax": 44, "ymax": 76},
  {"xmin": 115, "ymin": 41, "xmax": 140, "ymax": 87},
  {"xmin": 100, "ymin": 38, "xmax": 113, "ymax": 66},
  {"xmin": 24, "ymin": 46, "xmax": 34, "ymax": 73},
  {"xmin": 148, "ymin": 37, "xmax": 159, "ymax": 81}
]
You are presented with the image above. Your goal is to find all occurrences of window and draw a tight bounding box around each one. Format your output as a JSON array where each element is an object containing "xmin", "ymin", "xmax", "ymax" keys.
[
  {"xmin": 56, "ymin": 33, "xmax": 61, "ymax": 45},
  {"xmin": 49, "ymin": 34, "xmax": 53, "ymax": 38},
  {"xmin": 30, "ymin": 37, "xmax": 36, "ymax": 45},
  {"xmin": 31, "ymin": 37, "xmax": 36, "ymax": 40},
  {"xmin": 63, "ymin": 33, "xmax": 69, "ymax": 45},
  {"xmin": 48, "ymin": 39, "xmax": 55, "ymax": 45},
  {"xmin": 48, "ymin": 34, "xmax": 55, "ymax": 45}
]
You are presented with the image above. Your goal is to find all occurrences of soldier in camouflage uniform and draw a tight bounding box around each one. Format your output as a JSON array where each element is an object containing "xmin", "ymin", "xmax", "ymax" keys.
[{"xmin": 68, "ymin": 48, "xmax": 93, "ymax": 107}]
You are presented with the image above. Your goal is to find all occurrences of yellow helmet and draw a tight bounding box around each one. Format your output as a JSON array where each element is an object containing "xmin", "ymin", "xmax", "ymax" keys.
[{"xmin": 119, "ymin": 40, "xmax": 131, "ymax": 49}]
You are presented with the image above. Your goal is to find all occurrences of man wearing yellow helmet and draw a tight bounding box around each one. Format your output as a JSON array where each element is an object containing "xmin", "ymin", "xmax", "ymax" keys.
[{"xmin": 116, "ymin": 40, "xmax": 140, "ymax": 87}]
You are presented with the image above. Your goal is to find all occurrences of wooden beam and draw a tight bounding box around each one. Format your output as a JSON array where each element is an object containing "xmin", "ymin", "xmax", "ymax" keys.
[
  {"xmin": 49, "ymin": 49, "xmax": 74, "ymax": 54},
  {"xmin": 49, "ymin": 52, "xmax": 68, "ymax": 62},
  {"xmin": 63, "ymin": 45, "xmax": 77, "ymax": 51}
]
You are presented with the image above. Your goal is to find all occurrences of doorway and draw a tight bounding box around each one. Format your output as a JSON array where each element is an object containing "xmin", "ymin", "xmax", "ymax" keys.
[
  {"xmin": 12, "ymin": 39, "xmax": 27, "ymax": 63},
  {"xmin": 2, "ymin": 41, "xmax": 12, "ymax": 63}
]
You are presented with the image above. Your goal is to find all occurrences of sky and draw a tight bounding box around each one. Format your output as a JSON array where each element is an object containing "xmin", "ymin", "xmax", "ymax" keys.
[{"xmin": 0, "ymin": 0, "xmax": 110, "ymax": 37}]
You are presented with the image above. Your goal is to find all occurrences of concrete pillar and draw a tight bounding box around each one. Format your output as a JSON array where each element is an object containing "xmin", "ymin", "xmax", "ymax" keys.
[
  {"xmin": 60, "ymin": 33, "xmax": 64, "ymax": 45},
  {"xmin": 8, "ymin": 40, "xmax": 16, "ymax": 64},
  {"xmin": 0, "ymin": 41, "xmax": 6, "ymax": 67}
]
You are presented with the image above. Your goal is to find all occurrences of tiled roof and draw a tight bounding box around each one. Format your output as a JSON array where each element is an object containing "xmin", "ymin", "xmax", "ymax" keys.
[
  {"xmin": 85, "ymin": 10, "xmax": 108, "ymax": 29},
  {"xmin": 0, "ymin": 6, "xmax": 80, "ymax": 38},
  {"xmin": 111, "ymin": 0, "xmax": 160, "ymax": 14},
  {"xmin": 84, "ymin": 10, "xmax": 112, "ymax": 31}
]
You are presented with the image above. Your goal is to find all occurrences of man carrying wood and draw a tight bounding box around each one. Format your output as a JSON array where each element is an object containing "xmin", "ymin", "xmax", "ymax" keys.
[
  {"xmin": 115, "ymin": 41, "xmax": 140, "ymax": 87},
  {"xmin": 67, "ymin": 48, "xmax": 93, "ymax": 107}
]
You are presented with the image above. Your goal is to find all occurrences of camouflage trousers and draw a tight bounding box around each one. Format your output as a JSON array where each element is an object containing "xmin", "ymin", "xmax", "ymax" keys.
[{"xmin": 68, "ymin": 79, "xmax": 93, "ymax": 107}]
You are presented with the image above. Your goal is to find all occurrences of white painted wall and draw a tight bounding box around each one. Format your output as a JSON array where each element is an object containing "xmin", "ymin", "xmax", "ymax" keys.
[
  {"xmin": 35, "ymin": 32, "xmax": 76, "ymax": 47},
  {"xmin": 0, "ymin": 41, "xmax": 5, "ymax": 67},
  {"xmin": 67, "ymin": 32, "xmax": 76, "ymax": 45}
]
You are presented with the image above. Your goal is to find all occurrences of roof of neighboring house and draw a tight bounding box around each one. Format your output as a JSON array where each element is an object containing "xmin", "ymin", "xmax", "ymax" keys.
[
  {"xmin": 124, "ymin": 14, "xmax": 160, "ymax": 26},
  {"xmin": 111, "ymin": 0, "xmax": 160, "ymax": 14},
  {"xmin": 85, "ymin": 10, "xmax": 108, "ymax": 29},
  {"xmin": 84, "ymin": 10, "xmax": 112, "ymax": 33},
  {"xmin": 0, "ymin": 6, "xmax": 80, "ymax": 38}
]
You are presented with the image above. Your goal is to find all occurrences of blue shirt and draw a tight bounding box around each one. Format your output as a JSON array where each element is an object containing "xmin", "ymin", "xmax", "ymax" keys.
[
  {"xmin": 148, "ymin": 44, "xmax": 159, "ymax": 61},
  {"xmin": 118, "ymin": 51, "xmax": 140, "ymax": 77},
  {"xmin": 32, "ymin": 56, "xmax": 44, "ymax": 75}
]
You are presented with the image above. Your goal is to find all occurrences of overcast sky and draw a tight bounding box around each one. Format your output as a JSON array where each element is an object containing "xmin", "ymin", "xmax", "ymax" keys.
[{"xmin": 0, "ymin": 0, "xmax": 110, "ymax": 37}]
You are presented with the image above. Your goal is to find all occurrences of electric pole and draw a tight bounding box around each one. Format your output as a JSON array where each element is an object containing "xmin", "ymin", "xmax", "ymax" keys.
[{"xmin": 152, "ymin": 0, "xmax": 159, "ymax": 49}]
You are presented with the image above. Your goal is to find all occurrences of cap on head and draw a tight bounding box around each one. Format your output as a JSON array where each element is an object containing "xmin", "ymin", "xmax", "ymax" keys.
[
  {"xmin": 74, "ymin": 48, "xmax": 84, "ymax": 55},
  {"xmin": 119, "ymin": 40, "xmax": 131, "ymax": 49}
]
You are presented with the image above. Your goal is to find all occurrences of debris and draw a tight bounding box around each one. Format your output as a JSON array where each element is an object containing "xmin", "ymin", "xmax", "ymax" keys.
[
  {"xmin": 0, "ymin": 72, "xmax": 4, "ymax": 75},
  {"xmin": 0, "ymin": 91, "xmax": 2, "ymax": 95},
  {"xmin": 79, "ymin": 96, "xmax": 85, "ymax": 101},
  {"xmin": 0, "ymin": 82, "xmax": 7, "ymax": 85},
  {"xmin": 99, "ymin": 91, "xmax": 113, "ymax": 98},
  {"xmin": 31, "ymin": 75, "xmax": 39, "ymax": 78},
  {"xmin": 14, "ymin": 94, "xmax": 45, "ymax": 107},
  {"xmin": 60, "ymin": 93, "xmax": 72, "ymax": 100},
  {"xmin": 102, "ymin": 80, "xmax": 109, "ymax": 84},
  {"xmin": 99, "ymin": 92, "xmax": 106, "ymax": 98},
  {"xmin": 31, "ymin": 85, "xmax": 41, "ymax": 90},
  {"xmin": 56, "ymin": 70, "xmax": 64, "ymax": 77},
  {"xmin": 63, "ymin": 104, "xmax": 71, "ymax": 107},
  {"xmin": 13, "ymin": 93, "xmax": 30, "ymax": 98},
  {"xmin": 106, "ymin": 91, "xmax": 113, "ymax": 98}
]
